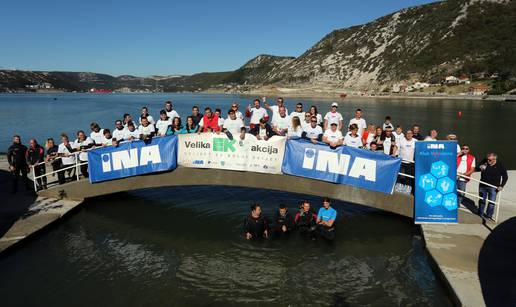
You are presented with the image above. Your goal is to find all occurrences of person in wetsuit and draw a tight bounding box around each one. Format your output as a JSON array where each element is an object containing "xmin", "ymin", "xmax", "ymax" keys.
[
  {"xmin": 26, "ymin": 139, "xmax": 47, "ymax": 190},
  {"xmin": 271, "ymin": 204, "xmax": 295, "ymax": 237},
  {"xmin": 317, "ymin": 197, "xmax": 337, "ymax": 241},
  {"xmin": 295, "ymin": 200, "xmax": 317, "ymax": 239},
  {"xmin": 244, "ymin": 204, "xmax": 269, "ymax": 240},
  {"xmin": 7, "ymin": 135, "xmax": 30, "ymax": 194}
]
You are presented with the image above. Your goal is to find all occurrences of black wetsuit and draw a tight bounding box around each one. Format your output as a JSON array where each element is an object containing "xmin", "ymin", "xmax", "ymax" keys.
[
  {"xmin": 295, "ymin": 210, "xmax": 317, "ymax": 238},
  {"xmin": 26, "ymin": 144, "xmax": 46, "ymax": 189},
  {"xmin": 272, "ymin": 211, "xmax": 295, "ymax": 237},
  {"xmin": 243, "ymin": 214, "xmax": 269, "ymax": 239},
  {"xmin": 7, "ymin": 143, "xmax": 30, "ymax": 193}
]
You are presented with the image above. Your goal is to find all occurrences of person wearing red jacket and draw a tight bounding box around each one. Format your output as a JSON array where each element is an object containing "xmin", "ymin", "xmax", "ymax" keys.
[
  {"xmin": 198, "ymin": 107, "xmax": 221, "ymax": 133},
  {"xmin": 456, "ymin": 145, "xmax": 476, "ymax": 206},
  {"xmin": 26, "ymin": 139, "xmax": 47, "ymax": 190}
]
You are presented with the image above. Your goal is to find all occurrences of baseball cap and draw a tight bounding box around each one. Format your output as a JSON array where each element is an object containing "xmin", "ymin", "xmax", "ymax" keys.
[
  {"xmin": 331, "ymin": 102, "xmax": 338, "ymax": 107},
  {"xmin": 330, "ymin": 122, "xmax": 338, "ymax": 126}
]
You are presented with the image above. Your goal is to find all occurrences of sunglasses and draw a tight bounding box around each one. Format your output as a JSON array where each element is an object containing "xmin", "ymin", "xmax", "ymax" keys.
[
  {"xmin": 311, "ymin": 120, "xmax": 317, "ymax": 123},
  {"xmin": 231, "ymin": 105, "xmax": 237, "ymax": 108},
  {"xmin": 462, "ymin": 148, "xmax": 469, "ymax": 150}
]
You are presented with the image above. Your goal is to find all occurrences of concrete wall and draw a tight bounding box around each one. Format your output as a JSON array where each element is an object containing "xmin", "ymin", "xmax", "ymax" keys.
[{"xmin": 39, "ymin": 167, "xmax": 415, "ymax": 217}]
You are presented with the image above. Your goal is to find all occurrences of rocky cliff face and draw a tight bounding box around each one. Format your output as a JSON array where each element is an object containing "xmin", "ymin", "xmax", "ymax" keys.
[
  {"xmin": 2, "ymin": 0, "xmax": 515, "ymax": 93},
  {"xmin": 251, "ymin": 0, "xmax": 516, "ymax": 90}
]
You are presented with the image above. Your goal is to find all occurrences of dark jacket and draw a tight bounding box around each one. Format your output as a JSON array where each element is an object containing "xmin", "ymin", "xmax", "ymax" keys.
[
  {"xmin": 26, "ymin": 144, "xmax": 45, "ymax": 166},
  {"xmin": 243, "ymin": 214, "xmax": 269, "ymax": 239},
  {"xmin": 476, "ymin": 159, "xmax": 508, "ymax": 188},
  {"xmin": 295, "ymin": 209, "xmax": 317, "ymax": 228},
  {"xmin": 7, "ymin": 143, "xmax": 28, "ymax": 166},
  {"xmin": 272, "ymin": 211, "xmax": 295, "ymax": 233},
  {"xmin": 249, "ymin": 124, "xmax": 275, "ymax": 139}
]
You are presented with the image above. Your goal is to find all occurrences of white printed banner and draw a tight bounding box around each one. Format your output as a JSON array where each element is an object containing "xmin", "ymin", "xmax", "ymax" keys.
[{"xmin": 178, "ymin": 133, "xmax": 286, "ymax": 174}]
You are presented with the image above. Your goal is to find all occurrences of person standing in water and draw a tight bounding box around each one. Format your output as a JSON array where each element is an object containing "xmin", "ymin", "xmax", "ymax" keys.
[{"xmin": 244, "ymin": 204, "xmax": 269, "ymax": 240}]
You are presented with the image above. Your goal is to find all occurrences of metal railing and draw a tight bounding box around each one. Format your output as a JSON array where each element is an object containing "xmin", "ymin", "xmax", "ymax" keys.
[
  {"xmin": 456, "ymin": 173, "xmax": 503, "ymax": 223},
  {"xmin": 29, "ymin": 142, "xmax": 503, "ymax": 223}
]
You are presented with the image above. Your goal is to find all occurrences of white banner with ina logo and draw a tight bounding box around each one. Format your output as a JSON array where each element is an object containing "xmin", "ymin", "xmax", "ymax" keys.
[{"xmin": 178, "ymin": 133, "xmax": 286, "ymax": 174}]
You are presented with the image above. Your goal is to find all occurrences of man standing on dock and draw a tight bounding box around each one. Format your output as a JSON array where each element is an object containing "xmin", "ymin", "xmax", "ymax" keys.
[
  {"xmin": 7, "ymin": 135, "xmax": 30, "ymax": 194},
  {"xmin": 477, "ymin": 153, "xmax": 508, "ymax": 219}
]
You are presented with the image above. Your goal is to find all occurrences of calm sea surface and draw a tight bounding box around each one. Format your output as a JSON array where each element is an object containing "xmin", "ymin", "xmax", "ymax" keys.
[
  {"xmin": 0, "ymin": 187, "xmax": 452, "ymax": 306},
  {"xmin": 1, "ymin": 93, "xmax": 514, "ymax": 168},
  {"xmin": 0, "ymin": 93, "xmax": 512, "ymax": 306}
]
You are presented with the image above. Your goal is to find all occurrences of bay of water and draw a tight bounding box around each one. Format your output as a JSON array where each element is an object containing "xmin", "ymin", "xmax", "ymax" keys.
[
  {"xmin": 0, "ymin": 93, "xmax": 515, "ymax": 168},
  {"xmin": 0, "ymin": 187, "xmax": 451, "ymax": 306}
]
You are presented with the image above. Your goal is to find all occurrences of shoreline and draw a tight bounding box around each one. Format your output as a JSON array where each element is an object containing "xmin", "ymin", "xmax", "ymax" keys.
[{"xmin": 1, "ymin": 90, "xmax": 514, "ymax": 102}]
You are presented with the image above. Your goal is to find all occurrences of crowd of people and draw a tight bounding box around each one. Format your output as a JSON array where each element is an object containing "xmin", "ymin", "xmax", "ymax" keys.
[
  {"xmin": 244, "ymin": 198, "xmax": 337, "ymax": 241},
  {"xmin": 6, "ymin": 97, "xmax": 508, "ymax": 219}
]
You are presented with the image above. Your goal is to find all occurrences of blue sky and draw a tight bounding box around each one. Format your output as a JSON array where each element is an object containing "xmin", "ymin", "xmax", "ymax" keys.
[{"xmin": 1, "ymin": 0, "xmax": 435, "ymax": 76}]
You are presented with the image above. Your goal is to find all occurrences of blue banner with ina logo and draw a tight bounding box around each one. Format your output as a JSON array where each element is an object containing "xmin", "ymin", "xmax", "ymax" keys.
[
  {"xmin": 88, "ymin": 135, "xmax": 178, "ymax": 183},
  {"xmin": 414, "ymin": 141, "xmax": 458, "ymax": 224},
  {"xmin": 281, "ymin": 139, "xmax": 402, "ymax": 194}
]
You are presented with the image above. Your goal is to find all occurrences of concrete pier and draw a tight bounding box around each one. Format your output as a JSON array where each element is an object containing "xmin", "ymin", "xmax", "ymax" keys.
[
  {"xmin": 0, "ymin": 155, "xmax": 514, "ymax": 306},
  {"xmin": 421, "ymin": 171, "xmax": 516, "ymax": 307},
  {"xmin": 0, "ymin": 158, "xmax": 82, "ymax": 253}
]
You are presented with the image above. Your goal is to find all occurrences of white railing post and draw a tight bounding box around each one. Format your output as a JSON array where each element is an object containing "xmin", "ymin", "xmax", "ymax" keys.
[
  {"xmin": 31, "ymin": 165, "xmax": 37, "ymax": 192},
  {"xmin": 494, "ymin": 189, "xmax": 502, "ymax": 223},
  {"xmin": 75, "ymin": 153, "xmax": 80, "ymax": 181}
]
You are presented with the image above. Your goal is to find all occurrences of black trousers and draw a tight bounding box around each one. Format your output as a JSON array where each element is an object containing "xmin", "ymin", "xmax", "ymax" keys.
[
  {"xmin": 400, "ymin": 162, "xmax": 415, "ymax": 189},
  {"xmin": 80, "ymin": 160, "xmax": 89, "ymax": 178},
  {"xmin": 11, "ymin": 164, "xmax": 30, "ymax": 193},
  {"xmin": 34, "ymin": 165, "xmax": 47, "ymax": 189},
  {"xmin": 51, "ymin": 161, "xmax": 66, "ymax": 184}
]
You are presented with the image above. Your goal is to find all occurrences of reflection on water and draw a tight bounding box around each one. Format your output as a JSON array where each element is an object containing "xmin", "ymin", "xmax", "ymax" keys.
[{"xmin": 0, "ymin": 186, "xmax": 451, "ymax": 306}]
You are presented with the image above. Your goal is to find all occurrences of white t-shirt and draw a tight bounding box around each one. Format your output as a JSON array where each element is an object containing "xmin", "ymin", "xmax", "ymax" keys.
[
  {"xmin": 223, "ymin": 118, "xmax": 244, "ymax": 135},
  {"xmin": 58, "ymin": 143, "xmax": 76, "ymax": 165},
  {"xmin": 382, "ymin": 122, "xmax": 394, "ymax": 131},
  {"xmin": 287, "ymin": 125, "xmax": 303, "ymax": 138},
  {"xmin": 399, "ymin": 138, "xmax": 416, "ymax": 162},
  {"xmin": 365, "ymin": 133, "xmax": 375, "ymax": 149},
  {"xmin": 139, "ymin": 115, "xmax": 155, "ymax": 125},
  {"xmin": 90, "ymin": 129, "xmax": 105, "ymax": 145},
  {"xmin": 289, "ymin": 111, "xmax": 304, "ymax": 121},
  {"xmin": 272, "ymin": 114, "xmax": 291, "ymax": 131},
  {"xmin": 73, "ymin": 137, "xmax": 94, "ymax": 161},
  {"xmin": 218, "ymin": 117, "xmax": 225, "ymax": 127},
  {"xmin": 235, "ymin": 110, "xmax": 244, "ymax": 120},
  {"xmin": 155, "ymin": 119, "xmax": 172, "ymax": 136},
  {"xmin": 112, "ymin": 127, "xmax": 126, "ymax": 141},
  {"xmin": 123, "ymin": 129, "xmax": 140, "ymax": 140},
  {"xmin": 138, "ymin": 124, "xmax": 155, "ymax": 136},
  {"xmin": 344, "ymin": 134, "xmax": 362, "ymax": 148},
  {"xmin": 323, "ymin": 129, "xmax": 344, "ymax": 143},
  {"xmin": 348, "ymin": 118, "xmax": 367, "ymax": 134},
  {"xmin": 383, "ymin": 137, "xmax": 394, "ymax": 155},
  {"xmin": 303, "ymin": 125, "xmax": 323, "ymax": 139},
  {"xmin": 102, "ymin": 137, "xmax": 113, "ymax": 146},
  {"xmin": 313, "ymin": 113, "xmax": 323, "ymax": 125},
  {"xmin": 166, "ymin": 109, "xmax": 180, "ymax": 120},
  {"xmin": 424, "ymin": 136, "xmax": 437, "ymax": 141},
  {"xmin": 324, "ymin": 111, "xmax": 343, "ymax": 127},
  {"xmin": 394, "ymin": 132, "xmax": 405, "ymax": 145},
  {"xmin": 269, "ymin": 105, "xmax": 288, "ymax": 123},
  {"xmin": 458, "ymin": 155, "xmax": 476, "ymax": 181},
  {"xmin": 249, "ymin": 107, "xmax": 268, "ymax": 124}
]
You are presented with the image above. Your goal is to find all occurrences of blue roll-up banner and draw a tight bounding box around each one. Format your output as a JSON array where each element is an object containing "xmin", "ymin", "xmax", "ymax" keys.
[
  {"xmin": 414, "ymin": 141, "xmax": 458, "ymax": 224},
  {"xmin": 87, "ymin": 135, "xmax": 178, "ymax": 183},
  {"xmin": 281, "ymin": 139, "xmax": 402, "ymax": 194}
]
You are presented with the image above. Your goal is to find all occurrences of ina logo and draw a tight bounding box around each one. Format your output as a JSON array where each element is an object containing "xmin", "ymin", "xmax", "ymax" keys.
[
  {"xmin": 101, "ymin": 145, "xmax": 162, "ymax": 172},
  {"xmin": 213, "ymin": 138, "xmax": 236, "ymax": 152},
  {"xmin": 302, "ymin": 148, "xmax": 377, "ymax": 181}
]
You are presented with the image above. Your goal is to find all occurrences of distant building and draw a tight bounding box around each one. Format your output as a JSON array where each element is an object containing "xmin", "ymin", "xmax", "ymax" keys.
[
  {"xmin": 392, "ymin": 83, "xmax": 408, "ymax": 93},
  {"xmin": 459, "ymin": 76, "xmax": 471, "ymax": 84},
  {"xmin": 413, "ymin": 82, "xmax": 430, "ymax": 89},
  {"xmin": 445, "ymin": 76, "xmax": 459, "ymax": 84},
  {"xmin": 469, "ymin": 84, "xmax": 489, "ymax": 95}
]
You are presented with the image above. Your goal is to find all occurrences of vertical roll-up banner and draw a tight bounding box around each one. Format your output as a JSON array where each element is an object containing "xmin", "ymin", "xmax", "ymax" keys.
[{"xmin": 414, "ymin": 141, "xmax": 458, "ymax": 224}]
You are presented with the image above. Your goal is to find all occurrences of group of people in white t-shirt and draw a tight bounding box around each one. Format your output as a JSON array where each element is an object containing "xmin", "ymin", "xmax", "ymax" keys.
[{"xmin": 24, "ymin": 97, "xmax": 468, "ymax": 191}]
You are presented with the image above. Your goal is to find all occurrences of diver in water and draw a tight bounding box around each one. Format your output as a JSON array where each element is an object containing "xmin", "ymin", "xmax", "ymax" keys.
[
  {"xmin": 317, "ymin": 197, "xmax": 337, "ymax": 241},
  {"xmin": 244, "ymin": 204, "xmax": 269, "ymax": 240},
  {"xmin": 271, "ymin": 204, "xmax": 295, "ymax": 238},
  {"xmin": 295, "ymin": 200, "xmax": 317, "ymax": 239}
]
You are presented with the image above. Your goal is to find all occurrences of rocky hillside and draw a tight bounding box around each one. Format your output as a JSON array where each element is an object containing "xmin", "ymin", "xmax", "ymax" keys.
[
  {"xmin": 1, "ymin": 0, "xmax": 515, "ymax": 93},
  {"xmin": 251, "ymin": 0, "xmax": 516, "ymax": 90}
]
